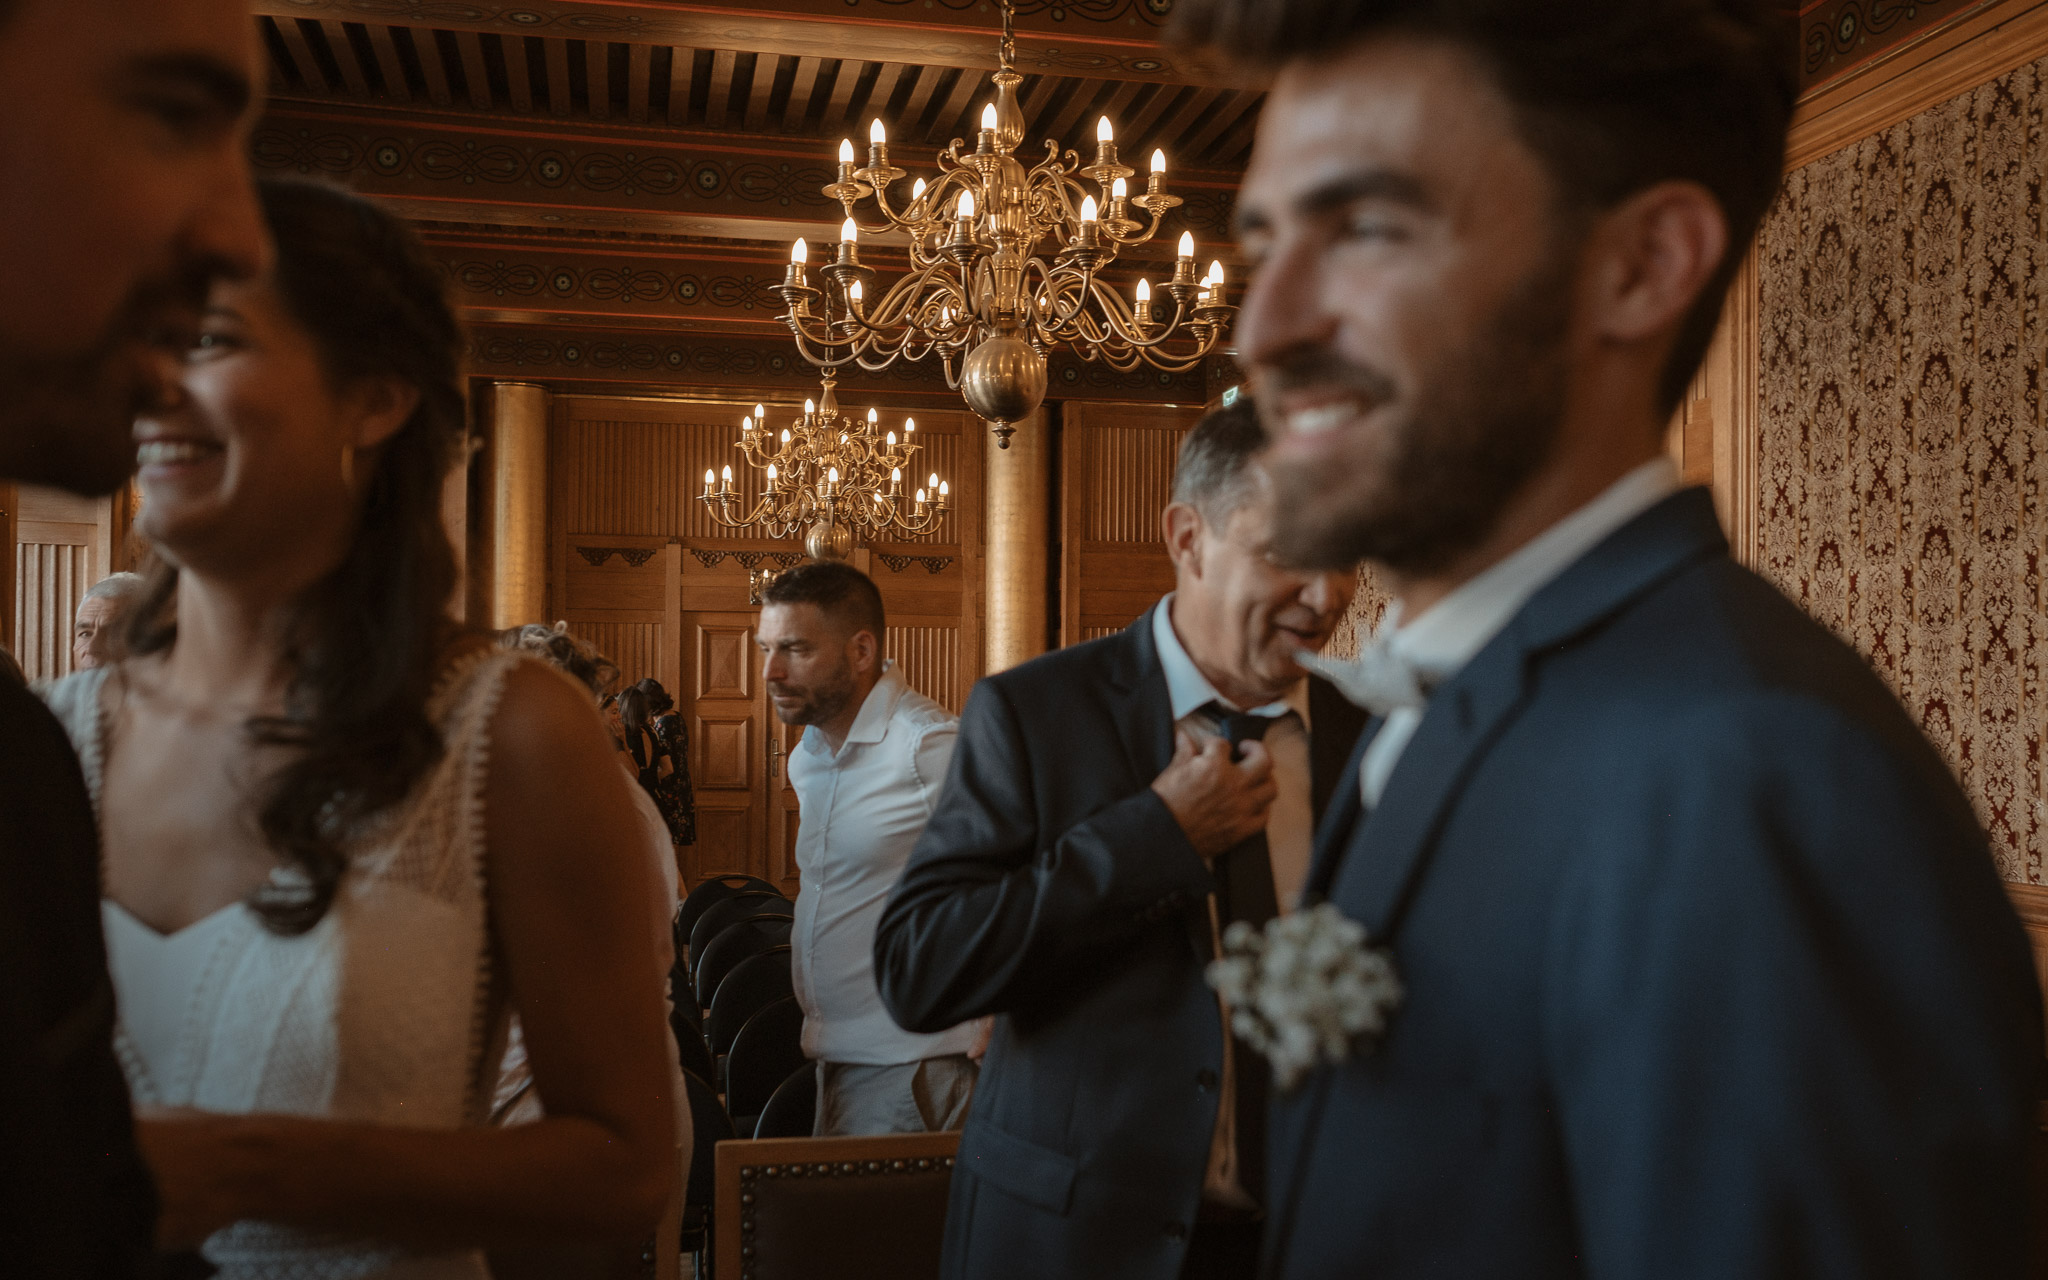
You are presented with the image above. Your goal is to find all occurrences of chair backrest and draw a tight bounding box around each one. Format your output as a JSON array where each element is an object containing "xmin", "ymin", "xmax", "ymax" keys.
[
  {"xmin": 722, "ymin": 995, "xmax": 807, "ymax": 1123},
  {"xmin": 753, "ymin": 1060, "xmax": 818, "ymax": 1139},
  {"xmin": 713, "ymin": 1131, "xmax": 959, "ymax": 1280},
  {"xmin": 689, "ymin": 892, "xmax": 792, "ymax": 970},
  {"xmin": 675, "ymin": 876, "xmax": 779, "ymax": 961},
  {"xmin": 669, "ymin": 1004, "xmax": 717, "ymax": 1088},
  {"xmin": 694, "ymin": 916, "xmax": 795, "ymax": 1010},
  {"xmin": 681, "ymin": 1068, "xmax": 737, "ymax": 1212},
  {"xmin": 706, "ymin": 947, "xmax": 795, "ymax": 1057}
]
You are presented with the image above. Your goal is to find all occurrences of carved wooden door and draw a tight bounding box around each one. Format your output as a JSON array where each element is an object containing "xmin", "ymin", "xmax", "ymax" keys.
[{"xmin": 681, "ymin": 609, "xmax": 772, "ymax": 887}]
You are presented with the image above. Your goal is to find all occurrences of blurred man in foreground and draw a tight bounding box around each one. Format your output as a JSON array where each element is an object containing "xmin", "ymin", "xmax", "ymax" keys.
[{"xmin": 0, "ymin": 1, "xmax": 265, "ymax": 1272}]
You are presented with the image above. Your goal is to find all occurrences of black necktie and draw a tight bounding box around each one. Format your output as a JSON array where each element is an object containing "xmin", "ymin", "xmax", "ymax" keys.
[
  {"xmin": 1208, "ymin": 707, "xmax": 1281, "ymax": 930},
  {"xmin": 1206, "ymin": 706, "xmax": 1277, "ymax": 1204}
]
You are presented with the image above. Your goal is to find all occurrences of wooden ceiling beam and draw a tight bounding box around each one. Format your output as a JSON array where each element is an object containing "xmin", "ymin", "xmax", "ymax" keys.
[
  {"xmin": 454, "ymin": 31, "xmax": 493, "ymax": 111},
  {"xmin": 407, "ymin": 27, "xmax": 455, "ymax": 108},
  {"xmin": 703, "ymin": 50, "xmax": 737, "ymax": 129},
  {"xmin": 1044, "ymin": 79, "xmax": 1112, "ymax": 149},
  {"xmin": 926, "ymin": 67, "xmax": 987, "ymax": 145},
  {"xmin": 896, "ymin": 64, "xmax": 947, "ymax": 138},
  {"xmin": 585, "ymin": 40, "xmax": 611, "ymax": 120},
  {"xmin": 502, "ymin": 34, "xmax": 534, "ymax": 113},
  {"xmin": 667, "ymin": 47, "xmax": 695, "ymax": 126},
  {"xmin": 272, "ymin": 18, "xmax": 331, "ymax": 95},
  {"xmin": 542, "ymin": 37, "xmax": 573, "ymax": 116},
  {"xmin": 743, "ymin": 53, "xmax": 780, "ymax": 132},
  {"xmin": 364, "ymin": 25, "xmax": 411, "ymax": 104},
  {"xmin": 782, "ymin": 56, "xmax": 824, "ymax": 133},
  {"xmin": 245, "ymin": 1, "xmax": 1258, "ymax": 88},
  {"xmin": 1181, "ymin": 91, "xmax": 1263, "ymax": 163},
  {"xmin": 1151, "ymin": 87, "xmax": 1224, "ymax": 156},
  {"xmin": 319, "ymin": 22, "xmax": 371, "ymax": 97},
  {"xmin": 859, "ymin": 62, "xmax": 905, "ymax": 134},
  {"xmin": 818, "ymin": 59, "xmax": 865, "ymax": 137},
  {"xmin": 627, "ymin": 42, "xmax": 652, "ymax": 124}
]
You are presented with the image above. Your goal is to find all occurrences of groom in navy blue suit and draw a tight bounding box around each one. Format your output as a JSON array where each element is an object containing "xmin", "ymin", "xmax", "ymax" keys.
[{"xmin": 1171, "ymin": 0, "xmax": 2044, "ymax": 1276}]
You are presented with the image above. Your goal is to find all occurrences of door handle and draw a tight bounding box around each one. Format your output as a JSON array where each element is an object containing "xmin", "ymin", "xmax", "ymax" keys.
[{"xmin": 766, "ymin": 734, "xmax": 785, "ymax": 779}]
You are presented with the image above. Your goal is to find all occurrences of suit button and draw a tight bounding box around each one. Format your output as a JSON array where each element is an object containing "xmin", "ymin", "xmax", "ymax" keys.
[
  {"xmin": 1195, "ymin": 1069, "xmax": 1218, "ymax": 1090},
  {"xmin": 1165, "ymin": 1222, "xmax": 1189, "ymax": 1242}
]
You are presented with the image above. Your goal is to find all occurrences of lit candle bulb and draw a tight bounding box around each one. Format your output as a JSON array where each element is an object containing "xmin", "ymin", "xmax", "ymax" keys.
[
  {"xmin": 837, "ymin": 137, "xmax": 854, "ymax": 164},
  {"xmin": 957, "ymin": 189, "xmax": 975, "ymax": 220},
  {"xmin": 1097, "ymin": 116, "xmax": 1114, "ymax": 142},
  {"xmin": 720, "ymin": 464, "xmax": 733, "ymax": 491},
  {"xmin": 904, "ymin": 417, "xmax": 916, "ymax": 435},
  {"xmin": 1112, "ymin": 176, "xmax": 1127, "ymax": 200},
  {"xmin": 780, "ymin": 428, "xmax": 791, "ymax": 444},
  {"xmin": 786, "ymin": 237, "xmax": 809, "ymax": 291},
  {"xmin": 755, "ymin": 403, "xmax": 765, "ymax": 421},
  {"xmin": 912, "ymin": 177, "xmax": 927, "ymax": 203},
  {"xmin": 890, "ymin": 466, "xmax": 901, "ymax": 490},
  {"xmin": 915, "ymin": 487, "xmax": 927, "ymax": 507},
  {"xmin": 741, "ymin": 414, "xmax": 753, "ymax": 434},
  {"xmin": 804, "ymin": 398, "xmax": 816, "ymax": 417},
  {"xmin": 866, "ymin": 408, "xmax": 879, "ymax": 431},
  {"xmin": 841, "ymin": 217, "xmax": 858, "ymax": 245},
  {"xmin": 702, "ymin": 468, "xmax": 715, "ymax": 494},
  {"xmin": 1152, "ymin": 148, "xmax": 1167, "ymax": 175},
  {"xmin": 1174, "ymin": 230, "xmax": 1197, "ymax": 286},
  {"xmin": 828, "ymin": 466, "xmax": 840, "ymax": 486},
  {"xmin": 928, "ymin": 472, "xmax": 939, "ymax": 491},
  {"xmin": 849, "ymin": 279, "xmax": 863, "ymax": 307},
  {"xmin": 1178, "ymin": 230, "xmax": 1195, "ymax": 258},
  {"xmin": 1094, "ymin": 114, "xmax": 1116, "ymax": 167},
  {"xmin": 981, "ymin": 102, "xmax": 997, "ymax": 131},
  {"xmin": 766, "ymin": 463, "xmax": 777, "ymax": 482},
  {"xmin": 886, "ymin": 430, "xmax": 897, "ymax": 448},
  {"xmin": 791, "ymin": 239, "xmax": 807, "ymax": 265},
  {"xmin": 939, "ymin": 480, "xmax": 950, "ymax": 502},
  {"xmin": 1134, "ymin": 276, "xmax": 1152, "ymax": 324},
  {"xmin": 1079, "ymin": 195, "xmax": 1098, "ymax": 223},
  {"xmin": 869, "ymin": 117, "xmax": 886, "ymax": 144}
]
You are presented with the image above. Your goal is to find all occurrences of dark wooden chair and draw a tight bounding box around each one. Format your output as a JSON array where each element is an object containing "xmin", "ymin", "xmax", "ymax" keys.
[
  {"xmin": 706, "ymin": 947, "xmax": 795, "ymax": 1058},
  {"xmin": 753, "ymin": 1060, "xmax": 818, "ymax": 1139},
  {"xmin": 680, "ymin": 1067, "xmax": 737, "ymax": 1275},
  {"xmin": 722, "ymin": 995, "xmax": 806, "ymax": 1133},
  {"xmin": 688, "ymin": 892, "xmax": 792, "ymax": 974},
  {"xmin": 694, "ymin": 915, "xmax": 795, "ymax": 1010},
  {"xmin": 714, "ymin": 1131, "xmax": 959, "ymax": 1280},
  {"xmin": 668, "ymin": 1003, "xmax": 717, "ymax": 1089}
]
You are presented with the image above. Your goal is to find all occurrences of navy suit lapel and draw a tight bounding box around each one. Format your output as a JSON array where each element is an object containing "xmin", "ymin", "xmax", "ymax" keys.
[{"xmin": 1106, "ymin": 604, "xmax": 1177, "ymax": 782}]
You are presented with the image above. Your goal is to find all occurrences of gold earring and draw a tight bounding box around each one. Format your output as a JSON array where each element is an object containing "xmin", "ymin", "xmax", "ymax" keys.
[{"xmin": 341, "ymin": 446, "xmax": 356, "ymax": 489}]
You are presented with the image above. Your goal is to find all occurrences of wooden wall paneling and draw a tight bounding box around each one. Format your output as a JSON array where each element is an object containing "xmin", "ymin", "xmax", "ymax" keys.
[
  {"xmin": 1058, "ymin": 401, "xmax": 1204, "ymax": 647},
  {"xmin": 2005, "ymin": 883, "xmax": 2048, "ymax": 1030},
  {"xmin": 11, "ymin": 486, "xmax": 112, "ymax": 683}
]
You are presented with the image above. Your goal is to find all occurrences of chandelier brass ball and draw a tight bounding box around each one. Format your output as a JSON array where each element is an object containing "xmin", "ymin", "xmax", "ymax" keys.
[
  {"xmin": 960, "ymin": 327, "xmax": 1047, "ymax": 444},
  {"xmin": 804, "ymin": 519, "xmax": 855, "ymax": 562}
]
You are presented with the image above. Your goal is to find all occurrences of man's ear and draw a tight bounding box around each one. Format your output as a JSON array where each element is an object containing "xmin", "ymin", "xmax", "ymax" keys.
[
  {"xmin": 348, "ymin": 375, "xmax": 423, "ymax": 451},
  {"xmin": 1162, "ymin": 501, "xmax": 1205, "ymax": 579},
  {"xmin": 848, "ymin": 627, "xmax": 880, "ymax": 675},
  {"xmin": 1581, "ymin": 179, "xmax": 1728, "ymax": 348}
]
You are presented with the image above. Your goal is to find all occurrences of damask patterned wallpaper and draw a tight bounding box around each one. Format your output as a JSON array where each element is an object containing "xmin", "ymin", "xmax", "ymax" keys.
[{"xmin": 1757, "ymin": 54, "xmax": 2047, "ymax": 882}]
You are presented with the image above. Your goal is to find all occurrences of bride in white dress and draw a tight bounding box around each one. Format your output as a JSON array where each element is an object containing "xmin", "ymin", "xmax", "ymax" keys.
[{"xmin": 44, "ymin": 180, "xmax": 676, "ymax": 1279}]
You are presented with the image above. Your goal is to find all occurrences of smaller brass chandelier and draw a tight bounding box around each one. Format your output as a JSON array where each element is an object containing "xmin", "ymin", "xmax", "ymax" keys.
[
  {"xmin": 775, "ymin": 0, "xmax": 1234, "ymax": 448},
  {"xmin": 698, "ymin": 373, "xmax": 951, "ymax": 563}
]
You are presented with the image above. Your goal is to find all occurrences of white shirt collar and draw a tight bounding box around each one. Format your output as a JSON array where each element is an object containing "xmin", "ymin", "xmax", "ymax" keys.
[
  {"xmin": 1150, "ymin": 595, "xmax": 1308, "ymax": 724},
  {"xmin": 1382, "ymin": 457, "xmax": 1681, "ymax": 682}
]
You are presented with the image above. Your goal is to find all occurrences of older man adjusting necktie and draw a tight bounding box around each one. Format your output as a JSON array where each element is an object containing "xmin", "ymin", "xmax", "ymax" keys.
[{"xmin": 876, "ymin": 398, "xmax": 1369, "ymax": 1280}]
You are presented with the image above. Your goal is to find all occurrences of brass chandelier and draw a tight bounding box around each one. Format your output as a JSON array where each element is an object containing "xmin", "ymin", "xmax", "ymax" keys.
[
  {"xmin": 776, "ymin": 0, "xmax": 1234, "ymax": 448},
  {"xmin": 698, "ymin": 372, "xmax": 950, "ymax": 563}
]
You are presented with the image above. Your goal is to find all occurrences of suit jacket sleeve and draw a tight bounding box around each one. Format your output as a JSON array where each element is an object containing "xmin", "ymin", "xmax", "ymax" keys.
[
  {"xmin": 1545, "ymin": 691, "xmax": 2042, "ymax": 1280},
  {"xmin": 875, "ymin": 675, "xmax": 1212, "ymax": 1034}
]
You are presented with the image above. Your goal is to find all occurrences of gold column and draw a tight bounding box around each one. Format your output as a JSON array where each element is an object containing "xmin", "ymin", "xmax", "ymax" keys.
[
  {"xmin": 484, "ymin": 381, "xmax": 550, "ymax": 629},
  {"xmin": 983, "ymin": 407, "xmax": 1051, "ymax": 673}
]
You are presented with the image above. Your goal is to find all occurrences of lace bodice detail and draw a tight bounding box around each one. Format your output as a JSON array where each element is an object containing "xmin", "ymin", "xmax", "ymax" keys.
[{"xmin": 45, "ymin": 649, "xmax": 527, "ymax": 1280}]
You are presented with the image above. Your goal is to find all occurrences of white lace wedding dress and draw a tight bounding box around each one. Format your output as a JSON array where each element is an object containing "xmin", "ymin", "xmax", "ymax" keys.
[{"xmin": 47, "ymin": 649, "xmax": 524, "ymax": 1280}]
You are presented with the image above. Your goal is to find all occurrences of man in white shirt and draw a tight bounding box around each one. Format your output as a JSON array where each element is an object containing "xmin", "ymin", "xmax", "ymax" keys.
[
  {"xmin": 756, "ymin": 560, "xmax": 980, "ymax": 1136},
  {"xmin": 1171, "ymin": 1, "xmax": 2043, "ymax": 1276}
]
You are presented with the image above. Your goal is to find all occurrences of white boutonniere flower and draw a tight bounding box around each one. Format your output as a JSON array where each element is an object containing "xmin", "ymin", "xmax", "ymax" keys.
[{"xmin": 1204, "ymin": 903, "xmax": 1403, "ymax": 1089}]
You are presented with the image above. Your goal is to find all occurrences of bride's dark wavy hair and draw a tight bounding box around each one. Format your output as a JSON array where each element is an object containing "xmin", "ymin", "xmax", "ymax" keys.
[{"xmin": 124, "ymin": 178, "xmax": 469, "ymax": 935}]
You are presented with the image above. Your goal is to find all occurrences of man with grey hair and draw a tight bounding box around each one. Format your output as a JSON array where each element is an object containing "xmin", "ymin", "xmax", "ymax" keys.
[
  {"xmin": 876, "ymin": 397, "xmax": 1367, "ymax": 1280},
  {"xmin": 72, "ymin": 571, "xmax": 147, "ymax": 672}
]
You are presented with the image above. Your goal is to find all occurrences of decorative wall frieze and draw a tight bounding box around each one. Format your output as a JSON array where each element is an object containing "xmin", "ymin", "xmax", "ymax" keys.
[
  {"xmin": 876, "ymin": 553, "xmax": 958, "ymax": 574},
  {"xmin": 573, "ymin": 545, "xmax": 658, "ymax": 567},
  {"xmin": 686, "ymin": 547, "xmax": 804, "ymax": 570},
  {"xmin": 1796, "ymin": 0, "xmax": 1989, "ymax": 90}
]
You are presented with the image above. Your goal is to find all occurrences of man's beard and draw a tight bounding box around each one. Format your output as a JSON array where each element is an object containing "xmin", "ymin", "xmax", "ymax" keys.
[
  {"xmin": 1260, "ymin": 249, "xmax": 1576, "ymax": 575},
  {"xmin": 769, "ymin": 663, "xmax": 857, "ymax": 727},
  {"xmin": 0, "ymin": 263, "xmax": 215, "ymax": 497}
]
